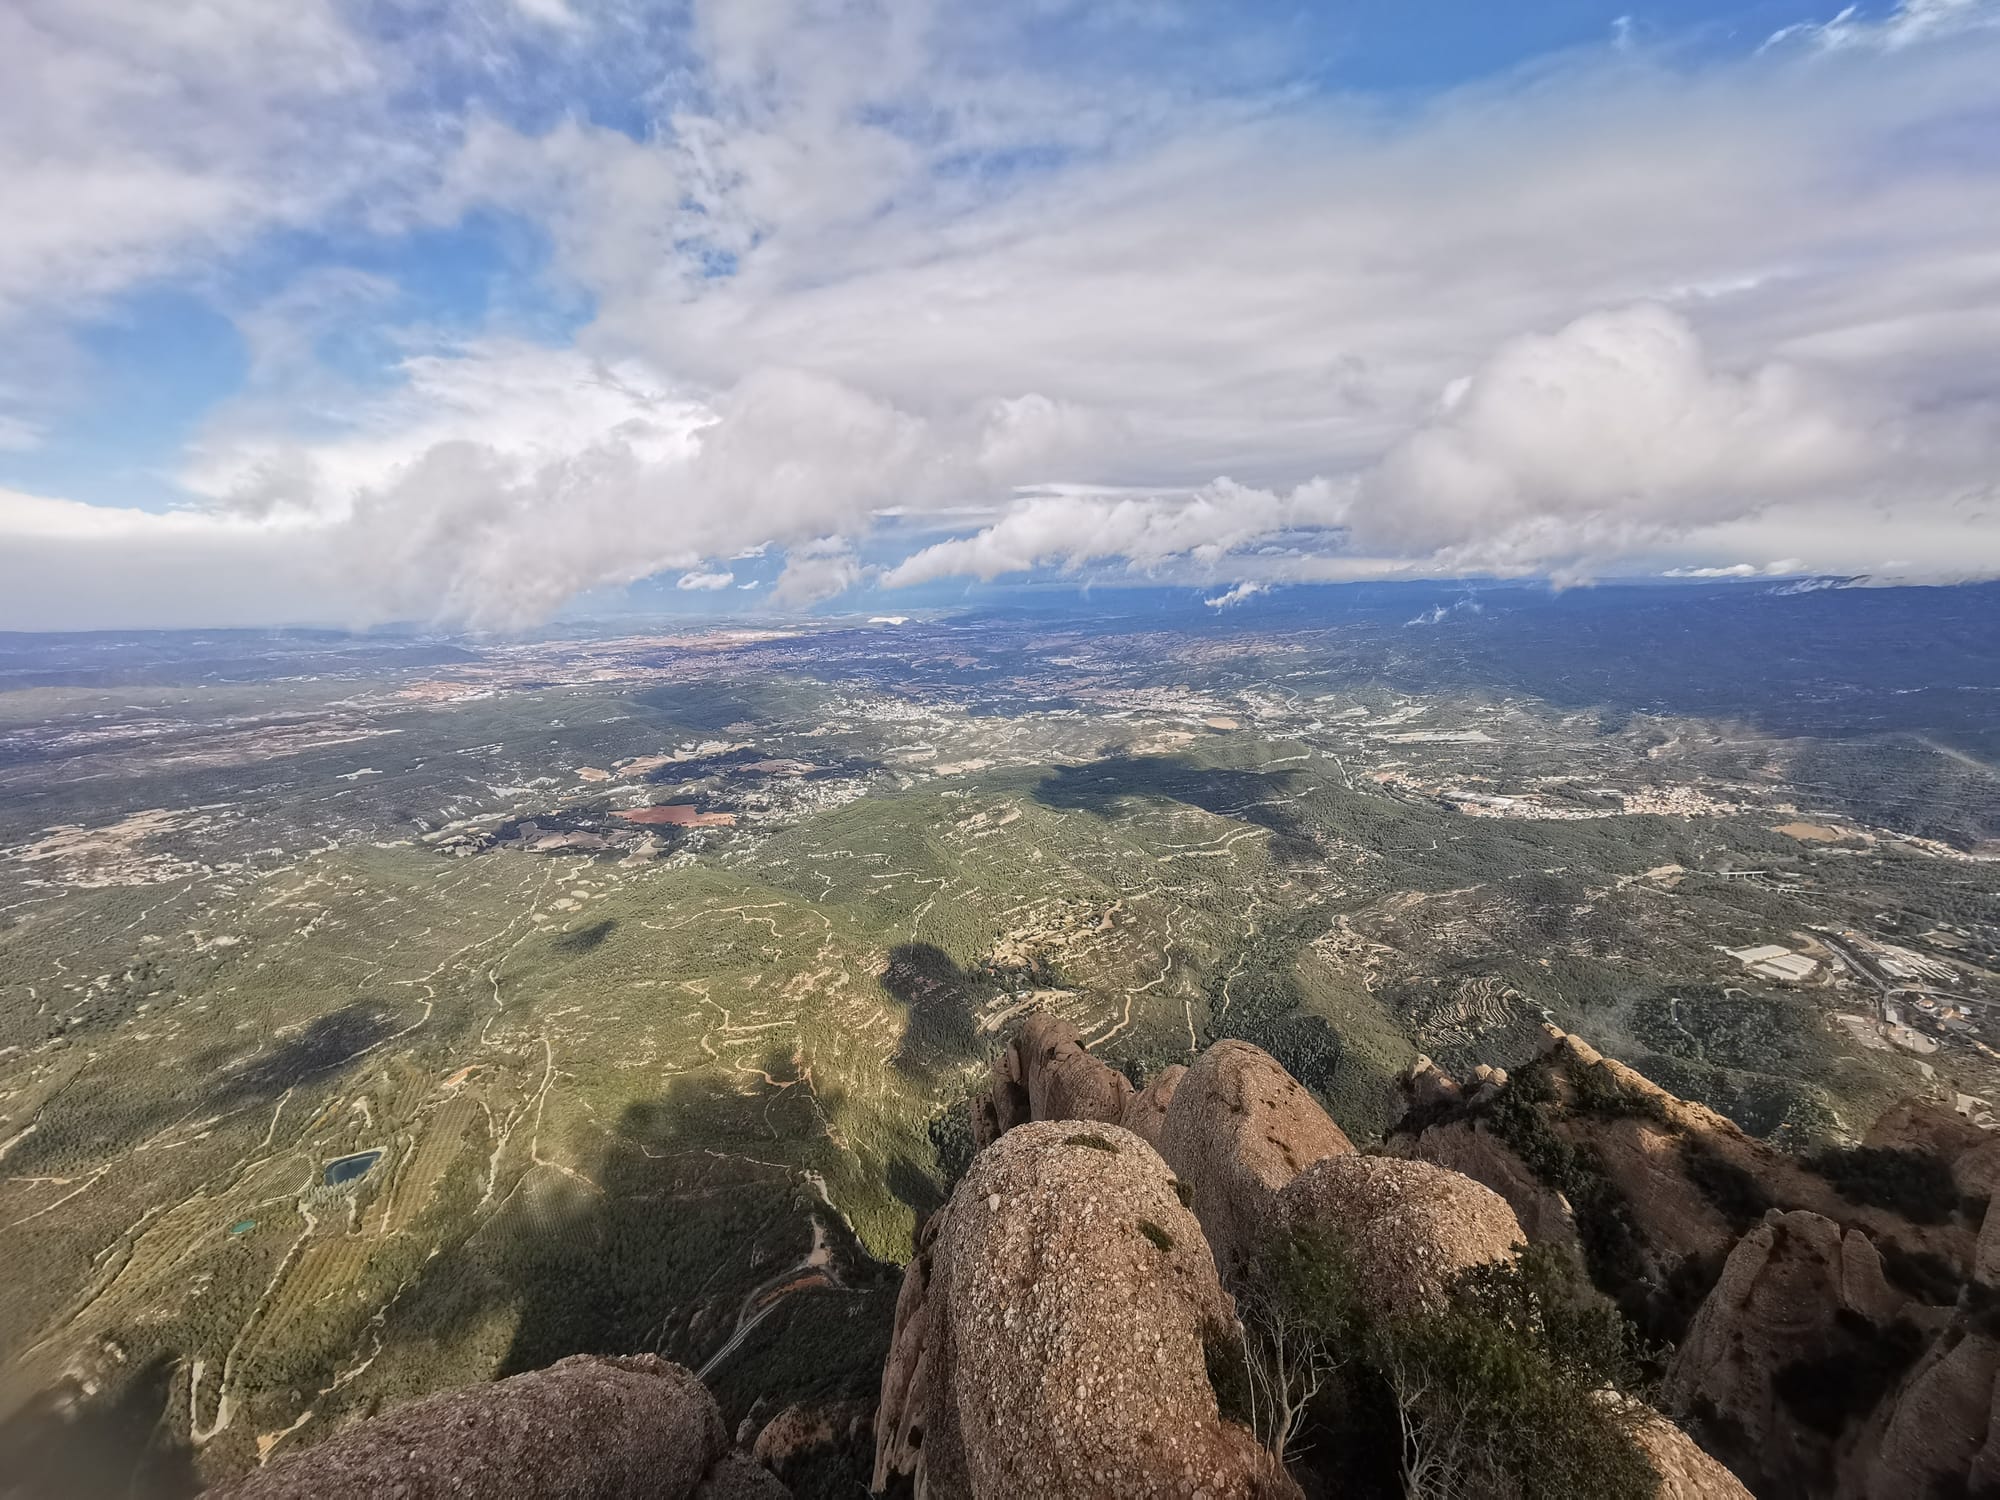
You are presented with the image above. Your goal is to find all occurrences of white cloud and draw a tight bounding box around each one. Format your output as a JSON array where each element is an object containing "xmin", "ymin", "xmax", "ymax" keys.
[
  {"xmin": 772, "ymin": 539, "xmax": 867, "ymax": 608},
  {"xmin": 885, "ymin": 479, "xmax": 1349, "ymax": 586},
  {"xmin": 1663, "ymin": 559, "xmax": 1808, "ymax": 578},
  {"xmin": 1764, "ymin": 0, "xmax": 2000, "ymax": 52},
  {"xmin": 676, "ymin": 569, "xmax": 735, "ymax": 590},
  {"xmin": 1406, "ymin": 598, "xmax": 1484, "ymax": 626},
  {"xmin": 5, "ymin": 0, "xmax": 2000, "ymax": 625},
  {"xmin": 1203, "ymin": 581, "xmax": 1269, "ymax": 610},
  {"xmin": 1351, "ymin": 303, "xmax": 1876, "ymax": 566}
]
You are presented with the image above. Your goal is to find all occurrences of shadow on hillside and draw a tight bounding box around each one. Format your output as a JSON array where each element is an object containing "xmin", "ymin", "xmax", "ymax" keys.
[
  {"xmin": 0, "ymin": 1356, "xmax": 199, "ymax": 1500},
  {"xmin": 1033, "ymin": 756, "xmax": 1318, "ymax": 864},
  {"xmin": 880, "ymin": 942, "xmax": 982, "ymax": 1083},
  {"xmin": 208, "ymin": 1002, "xmax": 406, "ymax": 1109},
  {"xmin": 370, "ymin": 1051, "xmax": 896, "ymax": 1436}
]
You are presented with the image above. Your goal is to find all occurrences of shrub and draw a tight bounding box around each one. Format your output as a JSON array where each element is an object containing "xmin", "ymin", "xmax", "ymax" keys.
[
  {"xmin": 1566, "ymin": 1059, "xmax": 1668, "ymax": 1124},
  {"xmin": 1237, "ymin": 1230, "xmax": 1661, "ymax": 1500},
  {"xmin": 1879, "ymin": 1243, "xmax": 1963, "ymax": 1307},
  {"xmin": 1679, "ymin": 1138, "xmax": 1774, "ymax": 1233},
  {"xmin": 1804, "ymin": 1146, "xmax": 1958, "ymax": 1224}
]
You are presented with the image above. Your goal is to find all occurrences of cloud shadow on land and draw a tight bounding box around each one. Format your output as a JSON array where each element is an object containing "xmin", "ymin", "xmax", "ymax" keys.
[
  {"xmin": 206, "ymin": 1002, "xmax": 407, "ymax": 1110},
  {"xmin": 1033, "ymin": 755, "xmax": 1319, "ymax": 865}
]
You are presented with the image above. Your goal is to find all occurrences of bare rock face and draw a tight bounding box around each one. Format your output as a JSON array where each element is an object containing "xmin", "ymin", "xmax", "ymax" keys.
[
  {"xmin": 876, "ymin": 1121, "xmax": 1297, "ymax": 1499},
  {"xmin": 694, "ymin": 1453, "xmax": 792, "ymax": 1500},
  {"xmin": 1403, "ymin": 1054, "xmax": 1464, "ymax": 1115},
  {"xmin": 1121, "ymin": 1062, "xmax": 1185, "ymax": 1151},
  {"xmin": 1273, "ymin": 1154, "xmax": 1524, "ymax": 1316},
  {"xmin": 1858, "ymin": 1317, "xmax": 2000, "ymax": 1500},
  {"xmin": 750, "ymin": 1400, "xmax": 871, "ymax": 1495},
  {"xmin": 1393, "ymin": 1029, "xmax": 1977, "ymax": 1355},
  {"xmin": 1626, "ymin": 1408, "xmax": 1755, "ymax": 1500},
  {"xmin": 872, "ymin": 1228, "xmax": 937, "ymax": 1493},
  {"xmin": 1865, "ymin": 1097, "xmax": 1991, "ymax": 1162},
  {"xmin": 971, "ymin": 1012, "xmax": 1131, "ymax": 1149},
  {"xmin": 213, "ymin": 1354, "xmax": 781, "ymax": 1500},
  {"xmin": 1160, "ymin": 1039, "xmax": 1355, "ymax": 1278},
  {"xmin": 1665, "ymin": 1210, "xmax": 1910, "ymax": 1497}
]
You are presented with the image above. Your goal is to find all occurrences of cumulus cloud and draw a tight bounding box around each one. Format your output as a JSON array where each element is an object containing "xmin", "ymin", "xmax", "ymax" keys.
[
  {"xmin": 772, "ymin": 540, "xmax": 867, "ymax": 608},
  {"xmin": 1663, "ymin": 559, "xmax": 1808, "ymax": 578},
  {"xmin": 885, "ymin": 480, "xmax": 1349, "ymax": 587},
  {"xmin": 5, "ymin": 0, "xmax": 2000, "ymax": 626},
  {"xmin": 1203, "ymin": 581, "xmax": 1269, "ymax": 610},
  {"xmin": 1350, "ymin": 303, "xmax": 1879, "ymax": 568}
]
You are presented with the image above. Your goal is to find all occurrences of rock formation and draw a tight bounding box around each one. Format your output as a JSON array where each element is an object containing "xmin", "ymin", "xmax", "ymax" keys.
[
  {"xmin": 749, "ymin": 1400, "xmax": 873, "ymax": 1495},
  {"xmin": 1390, "ymin": 1025, "xmax": 1976, "ymax": 1340},
  {"xmin": 1625, "ymin": 1405, "xmax": 1756, "ymax": 1500},
  {"xmin": 1665, "ymin": 1210, "xmax": 1915, "ymax": 1496},
  {"xmin": 214, "ymin": 1354, "xmax": 785, "ymax": 1500},
  {"xmin": 1391, "ymin": 1103, "xmax": 1580, "ymax": 1247},
  {"xmin": 1120, "ymin": 1060, "xmax": 1184, "ymax": 1150},
  {"xmin": 1857, "ymin": 1311, "xmax": 2000, "ymax": 1499},
  {"xmin": 873, "ymin": 1121, "xmax": 1297, "ymax": 1499},
  {"xmin": 1158, "ymin": 1039, "xmax": 1355, "ymax": 1277},
  {"xmin": 212, "ymin": 1018, "xmax": 1996, "ymax": 1500},
  {"xmin": 970, "ymin": 1012, "xmax": 1131, "ymax": 1149},
  {"xmin": 1272, "ymin": 1153, "xmax": 1524, "ymax": 1315}
]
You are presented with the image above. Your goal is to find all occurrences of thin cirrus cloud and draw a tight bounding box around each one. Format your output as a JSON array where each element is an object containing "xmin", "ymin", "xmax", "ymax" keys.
[{"xmin": 1, "ymin": 0, "xmax": 1999, "ymax": 629}]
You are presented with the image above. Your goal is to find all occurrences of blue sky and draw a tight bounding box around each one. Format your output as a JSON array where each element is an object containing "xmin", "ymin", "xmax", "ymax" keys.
[{"xmin": 2, "ymin": 0, "xmax": 1997, "ymax": 629}]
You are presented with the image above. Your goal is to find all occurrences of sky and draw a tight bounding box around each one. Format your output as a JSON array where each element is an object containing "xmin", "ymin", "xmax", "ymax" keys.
[{"xmin": 1, "ymin": 0, "xmax": 1997, "ymax": 630}]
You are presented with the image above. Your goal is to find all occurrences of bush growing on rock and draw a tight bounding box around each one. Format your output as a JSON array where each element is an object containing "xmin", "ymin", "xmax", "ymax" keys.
[
  {"xmin": 1804, "ymin": 1145, "xmax": 1959, "ymax": 1224},
  {"xmin": 1237, "ymin": 1230, "xmax": 1661, "ymax": 1500}
]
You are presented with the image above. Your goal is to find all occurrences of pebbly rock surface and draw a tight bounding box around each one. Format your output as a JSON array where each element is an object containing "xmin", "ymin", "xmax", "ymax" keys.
[
  {"xmin": 1121, "ymin": 1062, "xmax": 1185, "ymax": 1151},
  {"xmin": 1623, "ymin": 1404, "xmax": 1755, "ymax": 1500},
  {"xmin": 971, "ymin": 1012, "xmax": 1131, "ymax": 1150},
  {"xmin": 1159, "ymin": 1039, "xmax": 1354, "ymax": 1278},
  {"xmin": 871, "ymin": 1221, "xmax": 938, "ymax": 1494},
  {"xmin": 875, "ymin": 1120, "xmax": 1298, "ymax": 1499},
  {"xmin": 212, "ymin": 1354, "xmax": 783, "ymax": 1500},
  {"xmin": 749, "ymin": 1400, "xmax": 872, "ymax": 1494},
  {"xmin": 1273, "ymin": 1153, "xmax": 1524, "ymax": 1316}
]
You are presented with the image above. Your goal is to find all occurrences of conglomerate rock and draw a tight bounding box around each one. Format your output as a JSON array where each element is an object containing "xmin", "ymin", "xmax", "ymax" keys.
[
  {"xmin": 1384, "ymin": 1108, "xmax": 1579, "ymax": 1249},
  {"xmin": 875, "ymin": 1120, "xmax": 1298, "ymax": 1499},
  {"xmin": 1856, "ymin": 1315, "xmax": 2000, "ymax": 1500},
  {"xmin": 1273, "ymin": 1153, "xmax": 1524, "ymax": 1316},
  {"xmin": 1121, "ymin": 1062, "xmax": 1185, "ymax": 1151},
  {"xmin": 1665, "ymin": 1210, "xmax": 1909, "ymax": 1496},
  {"xmin": 1623, "ymin": 1404, "xmax": 1755, "ymax": 1500},
  {"xmin": 749, "ymin": 1400, "xmax": 872, "ymax": 1494},
  {"xmin": 970, "ymin": 1012, "xmax": 1131, "ymax": 1150},
  {"xmin": 1159, "ymin": 1039, "xmax": 1354, "ymax": 1278},
  {"xmin": 214, "ymin": 1354, "xmax": 780, "ymax": 1500}
]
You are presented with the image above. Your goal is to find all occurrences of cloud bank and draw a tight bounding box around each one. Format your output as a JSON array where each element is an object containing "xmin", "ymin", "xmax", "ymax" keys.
[{"xmin": 2, "ymin": 0, "xmax": 1999, "ymax": 628}]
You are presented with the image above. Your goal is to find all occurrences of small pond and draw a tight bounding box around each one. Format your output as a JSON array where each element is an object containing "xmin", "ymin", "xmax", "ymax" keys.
[{"xmin": 323, "ymin": 1149, "xmax": 384, "ymax": 1188}]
